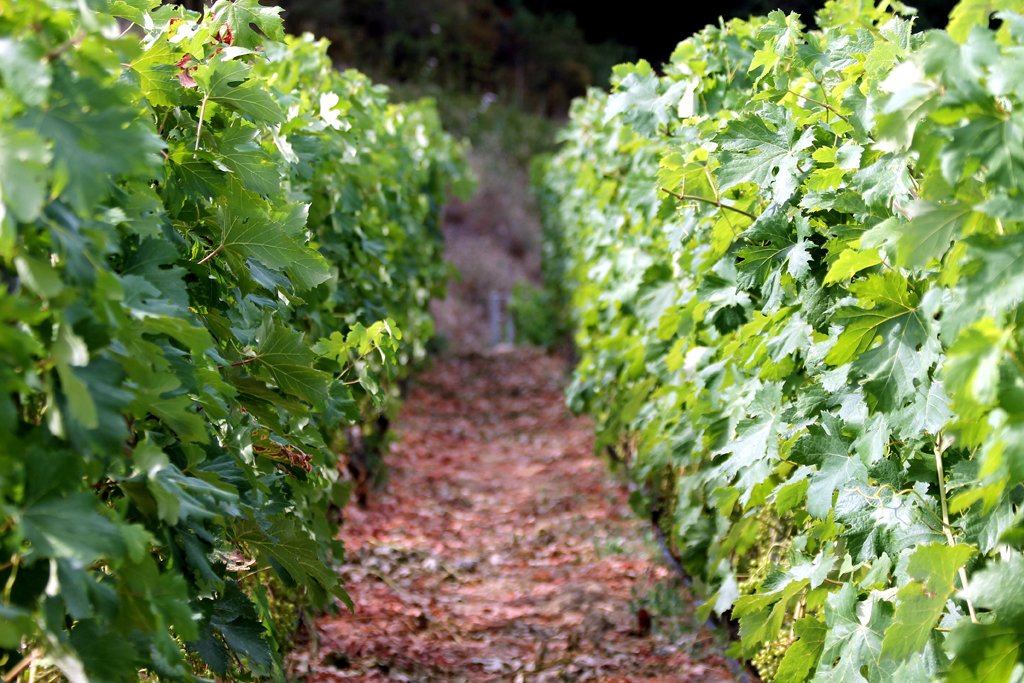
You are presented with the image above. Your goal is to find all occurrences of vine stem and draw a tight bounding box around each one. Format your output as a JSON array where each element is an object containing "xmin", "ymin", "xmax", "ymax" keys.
[
  {"xmin": 197, "ymin": 244, "xmax": 222, "ymax": 265},
  {"xmin": 787, "ymin": 89, "xmax": 850, "ymax": 125},
  {"xmin": 217, "ymin": 357, "xmax": 259, "ymax": 369},
  {"xmin": 195, "ymin": 94, "xmax": 210, "ymax": 152},
  {"xmin": 657, "ymin": 187, "xmax": 757, "ymax": 220},
  {"xmin": 2, "ymin": 555, "xmax": 18, "ymax": 605},
  {"xmin": 934, "ymin": 434, "xmax": 978, "ymax": 623},
  {"xmin": 44, "ymin": 31, "xmax": 85, "ymax": 61},
  {"xmin": 236, "ymin": 566, "xmax": 272, "ymax": 583},
  {"xmin": 1, "ymin": 649, "xmax": 39, "ymax": 682}
]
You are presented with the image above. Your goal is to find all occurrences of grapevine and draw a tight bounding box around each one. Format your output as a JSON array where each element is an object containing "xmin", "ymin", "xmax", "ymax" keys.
[
  {"xmin": 538, "ymin": 0, "xmax": 1024, "ymax": 680},
  {"xmin": 0, "ymin": 0, "xmax": 470, "ymax": 680}
]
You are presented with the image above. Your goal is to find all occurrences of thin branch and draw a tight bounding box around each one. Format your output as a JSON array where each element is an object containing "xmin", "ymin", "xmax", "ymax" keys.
[
  {"xmin": 194, "ymin": 94, "xmax": 210, "ymax": 152},
  {"xmin": 658, "ymin": 187, "xmax": 757, "ymax": 220},
  {"xmin": 236, "ymin": 566, "xmax": 273, "ymax": 583},
  {"xmin": 892, "ymin": 199, "xmax": 912, "ymax": 221},
  {"xmin": 197, "ymin": 244, "xmax": 222, "ymax": 265},
  {"xmin": 158, "ymin": 110, "xmax": 171, "ymax": 136},
  {"xmin": 336, "ymin": 343, "xmax": 389, "ymax": 381},
  {"xmin": 704, "ymin": 166, "xmax": 721, "ymax": 203},
  {"xmin": 787, "ymin": 89, "xmax": 850, "ymax": 125},
  {"xmin": 218, "ymin": 357, "xmax": 259, "ymax": 369},
  {"xmin": 2, "ymin": 649, "xmax": 40, "ymax": 682},
  {"xmin": 45, "ymin": 32, "xmax": 85, "ymax": 62},
  {"xmin": 3, "ymin": 555, "xmax": 19, "ymax": 604}
]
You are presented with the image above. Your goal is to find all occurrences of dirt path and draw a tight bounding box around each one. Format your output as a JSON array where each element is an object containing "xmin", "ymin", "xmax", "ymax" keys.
[{"xmin": 299, "ymin": 349, "xmax": 739, "ymax": 682}]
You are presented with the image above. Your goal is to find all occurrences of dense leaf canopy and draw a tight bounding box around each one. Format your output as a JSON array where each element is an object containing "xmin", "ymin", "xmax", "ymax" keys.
[
  {"xmin": 538, "ymin": 0, "xmax": 1024, "ymax": 680},
  {"xmin": 0, "ymin": 0, "xmax": 470, "ymax": 680}
]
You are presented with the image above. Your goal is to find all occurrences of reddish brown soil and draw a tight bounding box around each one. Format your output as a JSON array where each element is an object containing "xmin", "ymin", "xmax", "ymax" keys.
[{"xmin": 298, "ymin": 349, "xmax": 739, "ymax": 683}]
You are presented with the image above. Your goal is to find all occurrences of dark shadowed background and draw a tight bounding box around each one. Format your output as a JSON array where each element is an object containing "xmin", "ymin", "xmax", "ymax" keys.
[{"xmin": 174, "ymin": 0, "xmax": 959, "ymax": 116}]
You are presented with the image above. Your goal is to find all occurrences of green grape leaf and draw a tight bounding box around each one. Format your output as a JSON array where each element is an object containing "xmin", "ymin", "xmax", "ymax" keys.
[
  {"xmin": 948, "ymin": 233, "xmax": 1024, "ymax": 339},
  {"xmin": 896, "ymin": 201, "xmax": 976, "ymax": 270},
  {"xmin": 825, "ymin": 273, "xmax": 932, "ymax": 413},
  {"xmin": 129, "ymin": 370, "xmax": 208, "ymax": 443},
  {"xmin": 106, "ymin": 0, "xmax": 161, "ymax": 25},
  {"xmin": 232, "ymin": 518, "xmax": 341, "ymax": 603},
  {"xmin": 0, "ymin": 127, "xmax": 50, "ymax": 223},
  {"xmin": 190, "ymin": 581, "xmax": 273, "ymax": 676},
  {"xmin": 882, "ymin": 543, "xmax": 975, "ymax": 660},
  {"xmin": 285, "ymin": 248, "xmax": 331, "ymax": 290},
  {"xmin": 212, "ymin": 0, "xmax": 286, "ymax": 49},
  {"xmin": 21, "ymin": 494, "xmax": 125, "ymax": 565},
  {"xmin": 715, "ymin": 105, "xmax": 815, "ymax": 203},
  {"xmin": 948, "ymin": 0, "xmax": 1024, "ymax": 42},
  {"xmin": 255, "ymin": 316, "xmax": 314, "ymax": 366},
  {"xmin": 605, "ymin": 71, "xmax": 694, "ymax": 138},
  {"xmin": 960, "ymin": 554, "xmax": 1024, "ymax": 622},
  {"xmin": 824, "ymin": 248, "xmax": 883, "ymax": 285},
  {"xmin": 737, "ymin": 578, "xmax": 810, "ymax": 651},
  {"xmin": 68, "ymin": 621, "xmax": 144, "ymax": 682},
  {"xmin": 212, "ymin": 203, "xmax": 327, "ymax": 287},
  {"xmin": 15, "ymin": 255, "xmax": 63, "ymax": 300},
  {"xmin": 893, "ymin": 379, "xmax": 953, "ymax": 440},
  {"xmin": 945, "ymin": 622, "xmax": 1023, "ymax": 683},
  {"xmin": 776, "ymin": 616, "xmax": 827, "ymax": 683},
  {"xmin": 736, "ymin": 206, "xmax": 811, "ymax": 309},
  {"xmin": 849, "ymin": 153, "xmax": 916, "ymax": 211},
  {"xmin": 53, "ymin": 322, "xmax": 98, "ymax": 429},
  {"xmin": 195, "ymin": 58, "xmax": 285, "ymax": 124},
  {"xmin": 0, "ymin": 605, "xmax": 33, "ymax": 649},
  {"xmin": 215, "ymin": 123, "xmax": 281, "ymax": 194},
  {"xmin": 943, "ymin": 319, "xmax": 1004, "ymax": 419},
  {"xmin": 940, "ymin": 114, "xmax": 1024, "ymax": 190},
  {"xmin": 791, "ymin": 415, "xmax": 868, "ymax": 518},
  {"xmin": 0, "ymin": 37, "xmax": 51, "ymax": 107},
  {"xmin": 128, "ymin": 34, "xmax": 181, "ymax": 109},
  {"xmin": 272, "ymin": 364, "xmax": 331, "ymax": 407},
  {"xmin": 168, "ymin": 146, "xmax": 225, "ymax": 203},
  {"xmin": 254, "ymin": 317, "xmax": 329, "ymax": 405},
  {"xmin": 814, "ymin": 583, "xmax": 896, "ymax": 682},
  {"xmin": 716, "ymin": 382, "xmax": 785, "ymax": 478},
  {"xmin": 20, "ymin": 85, "xmax": 165, "ymax": 213}
]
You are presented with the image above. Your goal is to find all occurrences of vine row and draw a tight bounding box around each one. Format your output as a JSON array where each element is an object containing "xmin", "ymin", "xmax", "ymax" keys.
[
  {"xmin": 0, "ymin": 0, "xmax": 470, "ymax": 680},
  {"xmin": 538, "ymin": 0, "xmax": 1024, "ymax": 680}
]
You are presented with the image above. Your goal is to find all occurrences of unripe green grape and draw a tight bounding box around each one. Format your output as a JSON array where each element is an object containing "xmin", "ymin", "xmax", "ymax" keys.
[{"xmin": 752, "ymin": 630, "xmax": 797, "ymax": 683}]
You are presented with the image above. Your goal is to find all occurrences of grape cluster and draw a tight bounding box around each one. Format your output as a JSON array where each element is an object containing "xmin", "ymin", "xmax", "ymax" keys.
[
  {"xmin": 752, "ymin": 631, "xmax": 797, "ymax": 682},
  {"xmin": 738, "ymin": 554, "xmax": 771, "ymax": 595}
]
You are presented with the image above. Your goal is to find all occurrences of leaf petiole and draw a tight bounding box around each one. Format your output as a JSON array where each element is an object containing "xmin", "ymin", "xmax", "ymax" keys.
[
  {"xmin": 657, "ymin": 186, "xmax": 757, "ymax": 220},
  {"xmin": 197, "ymin": 244, "xmax": 222, "ymax": 265},
  {"xmin": 195, "ymin": 94, "xmax": 210, "ymax": 152}
]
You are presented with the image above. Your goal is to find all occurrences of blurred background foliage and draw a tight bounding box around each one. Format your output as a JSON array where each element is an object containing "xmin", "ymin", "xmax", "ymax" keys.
[
  {"xmin": 166, "ymin": 0, "xmax": 961, "ymax": 354},
  {"xmin": 167, "ymin": 0, "xmax": 961, "ymax": 157},
  {"xmin": 172, "ymin": 0, "xmax": 634, "ymax": 121}
]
